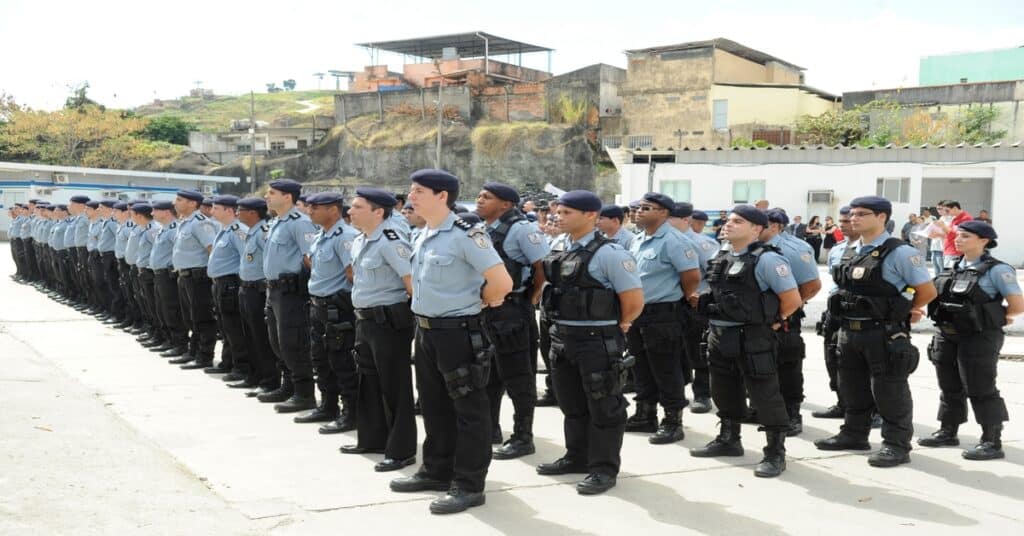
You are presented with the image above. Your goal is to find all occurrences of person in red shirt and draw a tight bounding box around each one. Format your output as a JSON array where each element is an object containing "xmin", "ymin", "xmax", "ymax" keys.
[{"xmin": 937, "ymin": 200, "xmax": 972, "ymax": 264}]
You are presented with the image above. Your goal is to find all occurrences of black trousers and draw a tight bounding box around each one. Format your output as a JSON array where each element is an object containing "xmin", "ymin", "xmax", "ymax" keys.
[
  {"xmin": 89, "ymin": 251, "xmax": 108, "ymax": 311},
  {"xmin": 309, "ymin": 292, "xmax": 357, "ymax": 406},
  {"xmin": 138, "ymin": 268, "xmax": 159, "ymax": 332},
  {"xmin": 75, "ymin": 248, "xmax": 90, "ymax": 302},
  {"xmin": 537, "ymin": 310, "xmax": 555, "ymax": 394},
  {"xmin": 155, "ymin": 270, "xmax": 189, "ymax": 349},
  {"xmin": 776, "ymin": 315, "xmax": 807, "ymax": 412},
  {"xmin": 118, "ymin": 259, "xmax": 140, "ymax": 325},
  {"xmin": 353, "ymin": 304, "xmax": 416, "ymax": 459},
  {"xmin": 818, "ymin": 314, "xmax": 842, "ymax": 404},
  {"xmin": 177, "ymin": 268, "xmax": 217, "ymax": 362},
  {"xmin": 213, "ymin": 275, "xmax": 249, "ymax": 374},
  {"xmin": 928, "ymin": 329, "xmax": 1009, "ymax": 427},
  {"xmin": 708, "ymin": 324, "xmax": 789, "ymax": 429},
  {"xmin": 11, "ymin": 238, "xmax": 24, "ymax": 276},
  {"xmin": 627, "ymin": 305, "xmax": 688, "ymax": 412},
  {"xmin": 549, "ymin": 323, "xmax": 628, "ymax": 476},
  {"xmin": 23, "ymin": 239, "xmax": 38, "ymax": 280},
  {"xmin": 239, "ymin": 282, "xmax": 279, "ymax": 389},
  {"xmin": 266, "ymin": 282, "xmax": 312, "ymax": 396},
  {"xmin": 683, "ymin": 308, "xmax": 710, "ymax": 399},
  {"xmin": 483, "ymin": 297, "xmax": 537, "ymax": 435},
  {"xmin": 414, "ymin": 316, "xmax": 491, "ymax": 493},
  {"xmin": 100, "ymin": 252, "xmax": 123, "ymax": 318},
  {"xmin": 837, "ymin": 325, "xmax": 919, "ymax": 450}
]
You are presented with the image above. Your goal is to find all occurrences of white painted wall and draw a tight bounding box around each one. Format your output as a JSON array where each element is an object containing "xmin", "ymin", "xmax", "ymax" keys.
[{"xmin": 619, "ymin": 160, "xmax": 1024, "ymax": 264}]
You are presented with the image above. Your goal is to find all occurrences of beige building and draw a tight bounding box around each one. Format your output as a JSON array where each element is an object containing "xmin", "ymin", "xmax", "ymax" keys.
[{"xmin": 616, "ymin": 38, "xmax": 839, "ymax": 149}]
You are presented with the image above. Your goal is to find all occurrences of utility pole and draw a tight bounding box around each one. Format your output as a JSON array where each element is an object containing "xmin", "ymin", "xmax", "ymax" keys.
[
  {"xmin": 249, "ymin": 90, "xmax": 256, "ymax": 194},
  {"xmin": 436, "ymin": 80, "xmax": 443, "ymax": 169}
]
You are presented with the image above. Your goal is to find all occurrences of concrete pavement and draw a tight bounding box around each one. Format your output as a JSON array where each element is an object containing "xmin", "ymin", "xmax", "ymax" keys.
[{"xmin": 2, "ymin": 242, "xmax": 1023, "ymax": 535}]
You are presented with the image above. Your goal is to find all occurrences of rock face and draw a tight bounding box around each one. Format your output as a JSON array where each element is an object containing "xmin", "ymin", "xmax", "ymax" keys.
[{"xmin": 211, "ymin": 116, "xmax": 609, "ymax": 199}]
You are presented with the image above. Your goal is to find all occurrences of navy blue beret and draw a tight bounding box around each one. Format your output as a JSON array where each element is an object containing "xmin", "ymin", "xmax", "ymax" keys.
[
  {"xmin": 459, "ymin": 213, "xmax": 483, "ymax": 225},
  {"xmin": 212, "ymin": 195, "xmax": 239, "ymax": 207},
  {"xmin": 642, "ymin": 192, "xmax": 675, "ymax": 210},
  {"xmin": 355, "ymin": 187, "xmax": 397, "ymax": 207},
  {"xmin": 838, "ymin": 206, "xmax": 851, "ymax": 216},
  {"xmin": 269, "ymin": 179, "xmax": 303, "ymax": 195},
  {"xmin": 298, "ymin": 195, "xmax": 308, "ymax": 203},
  {"xmin": 957, "ymin": 220, "xmax": 997, "ymax": 240},
  {"xmin": 99, "ymin": 199, "xmax": 117, "ymax": 208},
  {"xmin": 151, "ymin": 200, "xmax": 174, "ymax": 210},
  {"xmin": 305, "ymin": 192, "xmax": 345, "ymax": 205},
  {"xmin": 410, "ymin": 168, "xmax": 459, "ymax": 194},
  {"xmin": 237, "ymin": 197, "xmax": 267, "ymax": 210},
  {"xmin": 55, "ymin": 203, "xmax": 68, "ymax": 211},
  {"xmin": 692, "ymin": 210, "xmax": 709, "ymax": 222},
  {"xmin": 525, "ymin": 212, "xmax": 538, "ymax": 222},
  {"xmin": 70, "ymin": 195, "xmax": 90, "ymax": 204},
  {"xmin": 672, "ymin": 202, "xmax": 694, "ymax": 219},
  {"xmin": 765, "ymin": 208, "xmax": 789, "ymax": 225},
  {"xmin": 600, "ymin": 205, "xmax": 625, "ymax": 219},
  {"xmin": 131, "ymin": 203, "xmax": 153, "ymax": 215},
  {"xmin": 44, "ymin": 205, "xmax": 55, "ymax": 211},
  {"xmin": 113, "ymin": 202, "xmax": 129, "ymax": 211},
  {"xmin": 482, "ymin": 182, "xmax": 520, "ymax": 204},
  {"xmin": 453, "ymin": 204, "xmax": 469, "ymax": 214},
  {"xmin": 731, "ymin": 204, "xmax": 768, "ymax": 227},
  {"xmin": 85, "ymin": 201, "xmax": 100, "ymax": 209},
  {"xmin": 176, "ymin": 189, "xmax": 204, "ymax": 202},
  {"xmin": 628, "ymin": 200, "xmax": 641, "ymax": 210},
  {"xmin": 201, "ymin": 197, "xmax": 214, "ymax": 207},
  {"xmin": 559, "ymin": 190, "xmax": 602, "ymax": 213},
  {"xmin": 849, "ymin": 196, "xmax": 892, "ymax": 214},
  {"xmin": 29, "ymin": 198, "xmax": 41, "ymax": 204}
]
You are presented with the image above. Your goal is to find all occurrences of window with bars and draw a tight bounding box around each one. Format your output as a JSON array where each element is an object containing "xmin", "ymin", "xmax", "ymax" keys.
[
  {"xmin": 733, "ymin": 180, "xmax": 766, "ymax": 203},
  {"xmin": 876, "ymin": 177, "xmax": 910, "ymax": 202},
  {"xmin": 627, "ymin": 135, "xmax": 653, "ymax": 149}
]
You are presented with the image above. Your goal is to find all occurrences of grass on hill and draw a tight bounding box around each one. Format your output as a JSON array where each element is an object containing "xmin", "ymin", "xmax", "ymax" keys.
[{"xmin": 134, "ymin": 90, "xmax": 338, "ymax": 132}]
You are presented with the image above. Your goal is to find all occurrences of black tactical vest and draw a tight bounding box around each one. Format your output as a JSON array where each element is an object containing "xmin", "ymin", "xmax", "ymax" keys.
[
  {"xmin": 929, "ymin": 255, "xmax": 1007, "ymax": 333},
  {"xmin": 833, "ymin": 237, "xmax": 912, "ymax": 322},
  {"xmin": 541, "ymin": 235, "xmax": 619, "ymax": 321},
  {"xmin": 489, "ymin": 209, "xmax": 530, "ymax": 291},
  {"xmin": 703, "ymin": 242, "xmax": 781, "ymax": 325}
]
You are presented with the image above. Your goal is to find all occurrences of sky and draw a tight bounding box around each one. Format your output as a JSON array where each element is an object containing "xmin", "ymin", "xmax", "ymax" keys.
[{"xmin": 2, "ymin": 0, "xmax": 1023, "ymax": 111}]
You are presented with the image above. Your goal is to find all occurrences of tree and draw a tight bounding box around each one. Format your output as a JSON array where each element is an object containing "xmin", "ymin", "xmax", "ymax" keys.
[
  {"xmin": 957, "ymin": 107, "xmax": 1006, "ymax": 145},
  {"xmin": 266, "ymin": 82, "xmax": 281, "ymax": 93},
  {"xmin": 282, "ymin": 79, "xmax": 296, "ymax": 91},
  {"xmin": 142, "ymin": 115, "xmax": 195, "ymax": 146},
  {"xmin": 64, "ymin": 81, "xmax": 101, "ymax": 111},
  {"xmin": 0, "ymin": 104, "xmax": 148, "ymax": 164}
]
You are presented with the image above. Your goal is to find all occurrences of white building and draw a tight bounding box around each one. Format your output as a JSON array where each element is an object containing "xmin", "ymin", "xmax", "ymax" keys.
[
  {"xmin": 613, "ymin": 143, "xmax": 1024, "ymax": 264},
  {"xmin": 0, "ymin": 162, "xmax": 241, "ymax": 238}
]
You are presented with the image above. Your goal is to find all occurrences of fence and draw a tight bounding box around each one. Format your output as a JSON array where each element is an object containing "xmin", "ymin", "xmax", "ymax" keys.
[{"xmin": 335, "ymin": 87, "xmax": 472, "ymax": 124}]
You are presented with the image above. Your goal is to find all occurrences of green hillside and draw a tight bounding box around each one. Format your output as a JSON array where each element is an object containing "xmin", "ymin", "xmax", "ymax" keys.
[{"xmin": 134, "ymin": 90, "xmax": 337, "ymax": 132}]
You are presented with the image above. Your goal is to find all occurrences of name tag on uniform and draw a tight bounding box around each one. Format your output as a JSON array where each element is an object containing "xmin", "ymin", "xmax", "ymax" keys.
[
  {"xmin": 852, "ymin": 266, "xmax": 866, "ymax": 279},
  {"xmin": 727, "ymin": 262, "xmax": 745, "ymax": 275},
  {"xmin": 952, "ymin": 280, "xmax": 970, "ymax": 293},
  {"xmin": 561, "ymin": 260, "xmax": 579, "ymax": 276}
]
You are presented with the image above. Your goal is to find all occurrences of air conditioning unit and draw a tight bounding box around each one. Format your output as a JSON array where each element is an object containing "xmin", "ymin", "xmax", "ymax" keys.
[
  {"xmin": 807, "ymin": 190, "xmax": 834, "ymax": 203},
  {"xmin": 201, "ymin": 185, "xmax": 215, "ymax": 195},
  {"xmin": 52, "ymin": 173, "xmax": 70, "ymax": 184}
]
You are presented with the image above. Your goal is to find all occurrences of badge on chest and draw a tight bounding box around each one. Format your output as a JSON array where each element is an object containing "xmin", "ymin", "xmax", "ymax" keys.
[
  {"xmin": 951, "ymin": 279, "xmax": 971, "ymax": 293},
  {"xmin": 852, "ymin": 266, "xmax": 866, "ymax": 279},
  {"xmin": 727, "ymin": 261, "xmax": 745, "ymax": 275},
  {"xmin": 561, "ymin": 259, "xmax": 579, "ymax": 277}
]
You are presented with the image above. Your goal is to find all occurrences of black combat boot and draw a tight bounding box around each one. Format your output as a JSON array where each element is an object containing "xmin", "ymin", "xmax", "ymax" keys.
[
  {"xmin": 293, "ymin": 401, "xmax": 340, "ymax": 424},
  {"xmin": 690, "ymin": 396, "xmax": 712, "ymax": 414},
  {"xmin": 754, "ymin": 430, "xmax": 787, "ymax": 478},
  {"xmin": 918, "ymin": 425, "xmax": 959, "ymax": 447},
  {"xmin": 811, "ymin": 403, "xmax": 844, "ymax": 419},
  {"xmin": 868, "ymin": 445, "xmax": 911, "ymax": 467},
  {"xmin": 963, "ymin": 424, "xmax": 1004, "ymax": 460},
  {"xmin": 494, "ymin": 414, "xmax": 536, "ymax": 460},
  {"xmin": 274, "ymin": 383, "xmax": 317, "ymax": 413},
  {"xmin": 649, "ymin": 409, "xmax": 684, "ymax": 445},
  {"xmin": 257, "ymin": 382, "xmax": 294, "ymax": 404},
  {"xmin": 786, "ymin": 403, "xmax": 803, "ymax": 437},
  {"xmin": 690, "ymin": 419, "xmax": 744, "ymax": 457},
  {"xmin": 624, "ymin": 401, "xmax": 658, "ymax": 433}
]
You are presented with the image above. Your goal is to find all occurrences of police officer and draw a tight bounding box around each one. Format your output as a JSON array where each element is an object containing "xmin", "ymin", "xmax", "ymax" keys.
[
  {"xmin": 388, "ymin": 169, "xmax": 512, "ymax": 515},
  {"xmin": 150, "ymin": 201, "xmax": 191, "ymax": 358},
  {"xmin": 21, "ymin": 200, "xmax": 41, "ymax": 284},
  {"xmin": 625, "ymin": 192, "xmax": 700, "ymax": 444},
  {"xmin": 234, "ymin": 197, "xmax": 280, "ymax": 396},
  {"xmin": 475, "ymin": 181, "xmax": 550, "ymax": 459},
  {"xmin": 112, "ymin": 202, "xmax": 138, "ymax": 330},
  {"xmin": 758, "ymin": 209, "xmax": 822, "ymax": 436},
  {"xmin": 260, "ymin": 179, "xmax": 319, "ymax": 411},
  {"xmin": 47, "ymin": 204, "xmax": 72, "ymax": 299},
  {"xmin": 124, "ymin": 201, "xmax": 148, "ymax": 335},
  {"xmin": 814, "ymin": 206, "xmax": 858, "ymax": 419},
  {"xmin": 597, "ymin": 205, "xmax": 635, "ymax": 250},
  {"xmin": 919, "ymin": 220, "xmax": 1021, "ymax": 460},
  {"xmin": 132, "ymin": 204, "xmax": 164, "ymax": 348},
  {"xmin": 9, "ymin": 204, "xmax": 27, "ymax": 282},
  {"xmin": 171, "ymin": 189, "xmax": 220, "ymax": 370},
  {"xmin": 297, "ymin": 192, "xmax": 359, "ymax": 421},
  {"xmin": 96, "ymin": 199, "xmax": 122, "ymax": 322},
  {"xmin": 814, "ymin": 196, "xmax": 937, "ymax": 467},
  {"xmin": 403, "ymin": 204, "xmax": 426, "ymax": 245},
  {"xmin": 677, "ymin": 206, "xmax": 719, "ymax": 413},
  {"xmin": 535, "ymin": 190, "xmax": 643, "ymax": 494},
  {"xmin": 690, "ymin": 205, "xmax": 802, "ymax": 478},
  {"xmin": 68, "ymin": 196, "xmax": 92, "ymax": 310},
  {"xmin": 345, "ymin": 187, "xmax": 417, "ymax": 470},
  {"xmin": 206, "ymin": 195, "xmax": 251, "ymax": 382}
]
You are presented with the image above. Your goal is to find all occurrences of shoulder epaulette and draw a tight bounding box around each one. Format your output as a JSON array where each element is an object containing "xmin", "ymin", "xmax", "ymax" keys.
[
  {"xmin": 260, "ymin": 224, "xmax": 270, "ymax": 232},
  {"xmin": 195, "ymin": 213, "xmax": 206, "ymax": 220},
  {"xmin": 169, "ymin": 221, "xmax": 178, "ymax": 229},
  {"xmin": 383, "ymin": 229, "xmax": 400, "ymax": 241},
  {"xmin": 229, "ymin": 223, "xmax": 239, "ymax": 231},
  {"xmin": 288, "ymin": 212, "xmax": 301, "ymax": 220},
  {"xmin": 452, "ymin": 217, "xmax": 472, "ymax": 231}
]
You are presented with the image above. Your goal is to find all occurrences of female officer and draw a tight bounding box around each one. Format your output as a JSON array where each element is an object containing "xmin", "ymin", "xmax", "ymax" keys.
[{"xmin": 920, "ymin": 220, "xmax": 1023, "ymax": 460}]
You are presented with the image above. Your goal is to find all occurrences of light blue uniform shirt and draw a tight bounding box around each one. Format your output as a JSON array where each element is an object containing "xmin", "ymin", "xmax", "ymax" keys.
[
  {"xmin": 97, "ymin": 218, "xmax": 118, "ymax": 253},
  {"xmin": 49, "ymin": 219, "xmax": 69, "ymax": 250},
  {"xmin": 173, "ymin": 212, "xmax": 218, "ymax": 269},
  {"xmin": 125, "ymin": 223, "xmax": 143, "ymax": 266},
  {"xmin": 114, "ymin": 220, "xmax": 135, "ymax": 259},
  {"xmin": 308, "ymin": 219, "xmax": 358, "ymax": 297},
  {"xmin": 410, "ymin": 226, "xmax": 424, "ymax": 246},
  {"xmin": 135, "ymin": 221, "xmax": 160, "ymax": 269},
  {"xmin": 206, "ymin": 220, "xmax": 248, "ymax": 279},
  {"xmin": 709, "ymin": 245, "xmax": 799, "ymax": 327},
  {"xmin": 842, "ymin": 232, "xmax": 932, "ymax": 320},
  {"xmin": 263, "ymin": 207, "xmax": 317, "ymax": 280},
  {"xmin": 554, "ymin": 230, "xmax": 643, "ymax": 327},
  {"xmin": 240, "ymin": 221, "xmax": 269, "ymax": 282},
  {"xmin": 630, "ymin": 221, "xmax": 700, "ymax": 304},
  {"xmin": 955, "ymin": 257, "xmax": 1022, "ymax": 298},
  {"xmin": 768, "ymin": 233, "xmax": 820, "ymax": 285},
  {"xmin": 389, "ymin": 211, "xmax": 412, "ymax": 239},
  {"xmin": 489, "ymin": 216, "xmax": 550, "ymax": 289},
  {"xmin": 410, "ymin": 212, "xmax": 503, "ymax": 318},
  {"xmin": 72, "ymin": 214, "xmax": 89, "ymax": 247},
  {"xmin": 150, "ymin": 221, "xmax": 177, "ymax": 270},
  {"xmin": 10, "ymin": 216, "xmax": 25, "ymax": 238},
  {"xmin": 686, "ymin": 228, "xmax": 719, "ymax": 293},
  {"xmin": 352, "ymin": 221, "xmax": 413, "ymax": 308},
  {"xmin": 608, "ymin": 227, "xmax": 635, "ymax": 250},
  {"xmin": 39, "ymin": 220, "xmax": 53, "ymax": 245}
]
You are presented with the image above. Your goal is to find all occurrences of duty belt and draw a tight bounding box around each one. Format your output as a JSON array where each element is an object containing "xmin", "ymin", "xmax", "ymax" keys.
[
  {"xmin": 554, "ymin": 323, "xmax": 621, "ymax": 337},
  {"xmin": 176, "ymin": 267, "xmax": 208, "ymax": 278},
  {"xmin": 240, "ymin": 280, "xmax": 266, "ymax": 290},
  {"xmin": 212, "ymin": 274, "xmax": 240, "ymax": 284},
  {"xmin": 639, "ymin": 301, "xmax": 682, "ymax": 316},
  {"xmin": 310, "ymin": 293, "xmax": 350, "ymax": 308},
  {"xmin": 153, "ymin": 268, "xmax": 170, "ymax": 276},
  {"xmin": 415, "ymin": 314, "xmax": 480, "ymax": 330},
  {"xmin": 266, "ymin": 273, "xmax": 303, "ymax": 289},
  {"xmin": 841, "ymin": 318, "xmax": 888, "ymax": 331}
]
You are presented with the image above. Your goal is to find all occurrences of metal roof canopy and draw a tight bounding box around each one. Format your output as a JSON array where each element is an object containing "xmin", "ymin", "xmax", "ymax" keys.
[
  {"xmin": 0, "ymin": 161, "xmax": 240, "ymax": 184},
  {"xmin": 356, "ymin": 32, "xmax": 553, "ymax": 60},
  {"xmin": 625, "ymin": 37, "xmax": 804, "ymax": 71}
]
